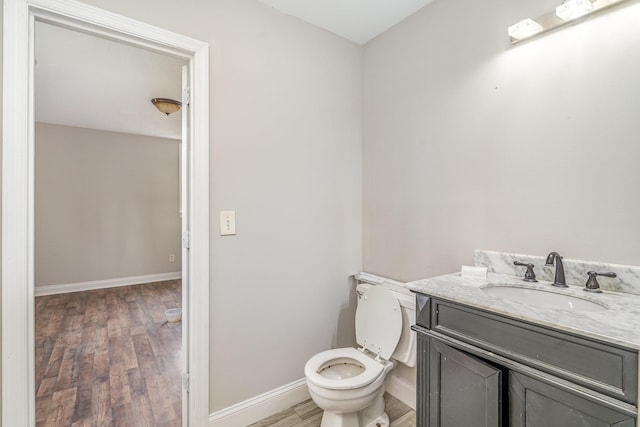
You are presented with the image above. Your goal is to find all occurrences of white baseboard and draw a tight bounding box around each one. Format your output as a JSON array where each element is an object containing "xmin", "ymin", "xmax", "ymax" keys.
[
  {"xmin": 208, "ymin": 378, "xmax": 310, "ymax": 427},
  {"xmin": 387, "ymin": 375, "xmax": 416, "ymax": 410},
  {"xmin": 34, "ymin": 271, "xmax": 182, "ymax": 296}
]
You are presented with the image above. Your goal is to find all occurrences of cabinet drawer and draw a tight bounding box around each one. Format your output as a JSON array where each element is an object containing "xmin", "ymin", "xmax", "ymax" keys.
[{"xmin": 430, "ymin": 298, "xmax": 638, "ymax": 405}]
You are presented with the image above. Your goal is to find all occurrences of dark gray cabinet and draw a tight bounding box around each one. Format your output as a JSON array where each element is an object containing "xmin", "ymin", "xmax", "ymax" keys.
[
  {"xmin": 414, "ymin": 294, "xmax": 638, "ymax": 427},
  {"xmin": 428, "ymin": 298, "xmax": 638, "ymax": 404},
  {"xmin": 427, "ymin": 336, "xmax": 503, "ymax": 427}
]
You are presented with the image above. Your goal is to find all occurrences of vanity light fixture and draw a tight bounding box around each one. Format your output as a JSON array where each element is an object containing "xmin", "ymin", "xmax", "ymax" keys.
[
  {"xmin": 556, "ymin": 0, "xmax": 593, "ymax": 21},
  {"xmin": 151, "ymin": 98, "xmax": 181, "ymax": 115},
  {"xmin": 508, "ymin": 18, "xmax": 543, "ymax": 41},
  {"xmin": 508, "ymin": 0, "xmax": 632, "ymax": 44}
]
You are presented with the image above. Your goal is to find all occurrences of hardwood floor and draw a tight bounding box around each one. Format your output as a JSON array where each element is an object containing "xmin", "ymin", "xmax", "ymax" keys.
[
  {"xmin": 249, "ymin": 393, "xmax": 416, "ymax": 427},
  {"xmin": 35, "ymin": 280, "xmax": 182, "ymax": 427}
]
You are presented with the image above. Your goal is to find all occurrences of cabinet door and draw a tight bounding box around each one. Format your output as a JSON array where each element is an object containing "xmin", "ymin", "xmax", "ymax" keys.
[
  {"xmin": 428, "ymin": 337, "xmax": 503, "ymax": 427},
  {"xmin": 509, "ymin": 371, "xmax": 636, "ymax": 427}
]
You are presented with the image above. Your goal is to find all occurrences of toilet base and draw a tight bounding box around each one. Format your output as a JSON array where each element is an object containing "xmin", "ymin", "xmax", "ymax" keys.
[
  {"xmin": 320, "ymin": 411, "xmax": 359, "ymax": 427},
  {"xmin": 365, "ymin": 413, "xmax": 389, "ymax": 427},
  {"xmin": 319, "ymin": 388, "xmax": 389, "ymax": 427},
  {"xmin": 360, "ymin": 388, "xmax": 387, "ymax": 427},
  {"xmin": 319, "ymin": 411, "xmax": 389, "ymax": 427}
]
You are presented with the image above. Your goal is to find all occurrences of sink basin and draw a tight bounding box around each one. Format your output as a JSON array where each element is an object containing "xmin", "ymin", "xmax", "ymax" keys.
[{"xmin": 481, "ymin": 285, "xmax": 607, "ymax": 312}]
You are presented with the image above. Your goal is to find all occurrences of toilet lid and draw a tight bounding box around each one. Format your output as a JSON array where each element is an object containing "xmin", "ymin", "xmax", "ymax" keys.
[{"xmin": 355, "ymin": 286, "xmax": 402, "ymax": 360}]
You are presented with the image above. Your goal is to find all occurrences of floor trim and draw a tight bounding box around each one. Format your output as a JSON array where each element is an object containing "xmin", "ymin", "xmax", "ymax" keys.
[
  {"xmin": 208, "ymin": 378, "xmax": 310, "ymax": 427},
  {"xmin": 34, "ymin": 271, "xmax": 182, "ymax": 296},
  {"xmin": 387, "ymin": 375, "xmax": 416, "ymax": 410}
]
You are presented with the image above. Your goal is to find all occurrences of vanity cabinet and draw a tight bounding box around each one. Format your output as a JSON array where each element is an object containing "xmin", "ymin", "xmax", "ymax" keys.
[{"xmin": 413, "ymin": 294, "xmax": 638, "ymax": 427}]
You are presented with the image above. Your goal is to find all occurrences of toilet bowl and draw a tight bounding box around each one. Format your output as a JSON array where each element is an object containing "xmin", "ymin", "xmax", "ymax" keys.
[{"xmin": 304, "ymin": 282, "xmax": 416, "ymax": 427}]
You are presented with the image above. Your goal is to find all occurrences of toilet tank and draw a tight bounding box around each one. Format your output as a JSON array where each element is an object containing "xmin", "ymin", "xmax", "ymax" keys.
[{"xmin": 356, "ymin": 282, "xmax": 417, "ymax": 367}]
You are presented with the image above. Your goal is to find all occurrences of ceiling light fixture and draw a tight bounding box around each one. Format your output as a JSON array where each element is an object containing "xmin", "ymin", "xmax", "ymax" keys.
[
  {"xmin": 508, "ymin": 0, "xmax": 631, "ymax": 44},
  {"xmin": 151, "ymin": 98, "xmax": 181, "ymax": 115}
]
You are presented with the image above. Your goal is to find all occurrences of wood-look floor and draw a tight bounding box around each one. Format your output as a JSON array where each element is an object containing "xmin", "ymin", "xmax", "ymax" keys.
[
  {"xmin": 35, "ymin": 280, "xmax": 182, "ymax": 427},
  {"xmin": 250, "ymin": 393, "xmax": 416, "ymax": 427}
]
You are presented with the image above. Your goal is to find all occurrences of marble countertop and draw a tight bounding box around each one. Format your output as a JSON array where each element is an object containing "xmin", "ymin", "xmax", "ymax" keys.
[{"xmin": 407, "ymin": 272, "xmax": 640, "ymax": 350}]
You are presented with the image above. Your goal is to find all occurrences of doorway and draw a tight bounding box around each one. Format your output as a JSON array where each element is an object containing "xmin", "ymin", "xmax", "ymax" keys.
[
  {"xmin": 33, "ymin": 22, "xmax": 186, "ymax": 419},
  {"xmin": 2, "ymin": 1, "xmax": 210, "ymax": 426}
]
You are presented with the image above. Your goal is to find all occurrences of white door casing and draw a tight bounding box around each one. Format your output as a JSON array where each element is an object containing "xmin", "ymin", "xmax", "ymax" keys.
[
  {"xmin": 1, "ymin": 0, "xmax": 210, "ymax": 426},
  {"xmin": 181, "ymin": 64, "xmax": 191, "ymax": 426}
]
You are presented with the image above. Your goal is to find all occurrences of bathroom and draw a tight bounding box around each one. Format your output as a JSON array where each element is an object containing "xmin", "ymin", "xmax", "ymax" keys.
[{"xmin": 1, "ymin": 0, "xmax": 640, "ymax": 425}]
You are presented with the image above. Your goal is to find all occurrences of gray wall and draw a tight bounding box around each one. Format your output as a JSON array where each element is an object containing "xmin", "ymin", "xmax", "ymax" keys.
[
  {"xmin": 363, "ymin": 0, "xmax": 640, "ymax": 392},
  {"xmin": 363, "ymin": 0, "xmax": 640, "ymax": 282},
  {"xmin": 35, "ymin": 123, "xmax": 181, "ymax": 287},
  {"xmin": 73, "ymin": 0, "xmax": 364, "ymax": 412}
]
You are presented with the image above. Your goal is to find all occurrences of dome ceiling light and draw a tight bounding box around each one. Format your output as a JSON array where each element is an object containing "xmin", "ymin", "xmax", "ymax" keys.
[{"xmin": 151, "ymin": 98, "xmax": 181, "ymax": 115}]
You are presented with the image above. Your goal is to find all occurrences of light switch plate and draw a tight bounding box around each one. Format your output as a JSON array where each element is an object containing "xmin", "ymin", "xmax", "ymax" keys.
[{"xmin": 220, "ymin": 211, "xmax": 236, "ymax": 235}]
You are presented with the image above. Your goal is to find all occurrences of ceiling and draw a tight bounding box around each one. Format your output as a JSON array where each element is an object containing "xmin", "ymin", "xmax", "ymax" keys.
[
  {"xmin": 34, "ymin": 2, "xmax": 434, "ymax": 138},
  {"xmin": 35, "ymin": 21, "xmax": 186, "ymax": 140},
  {"xmin": 258, "ymin": 0, "xmax": 434, "ymax": 44}
]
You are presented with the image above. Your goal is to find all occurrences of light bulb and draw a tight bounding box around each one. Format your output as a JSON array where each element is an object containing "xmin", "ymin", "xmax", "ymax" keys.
[
  {"xmin": 556, "ymin": 0, "xmax": 593, "ymax": 21},
  {"xmin": 508, "ymin": 18, "xmax": 543, "ymax": 40}
]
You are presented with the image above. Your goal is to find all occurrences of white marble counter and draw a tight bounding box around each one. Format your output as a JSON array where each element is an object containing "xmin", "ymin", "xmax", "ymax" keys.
[{"xmin": 407, "ymin": 272, "xmax": 640, "ymax": 350}]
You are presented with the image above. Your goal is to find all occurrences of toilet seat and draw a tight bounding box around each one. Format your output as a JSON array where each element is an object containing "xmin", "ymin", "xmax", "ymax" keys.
[{"xmin": 304, "ymin": 347, "xmax": 385, "ymax": 390}]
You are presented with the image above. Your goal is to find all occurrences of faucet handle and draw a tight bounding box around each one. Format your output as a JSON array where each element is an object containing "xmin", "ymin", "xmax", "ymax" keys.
[
  {"xmin": 514, "ymin": 261, "xmax": 537, "ymax": 282},
  {"xmin": 584, "ymin": 271, "xmax": 617, "ymax": 293}
]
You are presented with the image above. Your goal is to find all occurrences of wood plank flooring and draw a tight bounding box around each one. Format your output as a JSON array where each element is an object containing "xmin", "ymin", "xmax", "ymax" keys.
[
  {"xmin": 249, "ymin": 393, "xmax": 416, "ymax": 427},
  {"xmin": 35, "ymin": 280, "xmax": 182, "ymax": 427}
]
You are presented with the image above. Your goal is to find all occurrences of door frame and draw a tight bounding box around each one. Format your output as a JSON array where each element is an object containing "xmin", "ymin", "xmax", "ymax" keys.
[{"xmin": 2, "ymin": 0, "xmax": 210, "ymax": 426}]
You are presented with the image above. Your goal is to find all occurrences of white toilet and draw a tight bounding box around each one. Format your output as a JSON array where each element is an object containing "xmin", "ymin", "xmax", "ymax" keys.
[{"xmin": 304, "ymin": 281, "xmax": 416, "ymax": 427}]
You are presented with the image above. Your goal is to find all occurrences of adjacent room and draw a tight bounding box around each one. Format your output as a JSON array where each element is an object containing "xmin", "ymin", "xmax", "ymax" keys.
[{"xmin": 33, "ymin": 21, "xmax": 187, "ymax": 426}]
